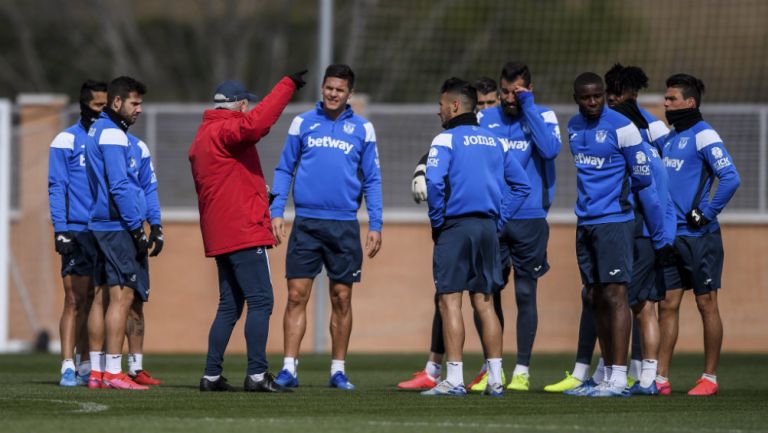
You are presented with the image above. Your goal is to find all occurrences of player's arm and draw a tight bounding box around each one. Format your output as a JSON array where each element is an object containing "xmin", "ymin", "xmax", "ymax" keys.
[
  {"xmin": 100, "ymin": 130, "xmax": 143, "ymax": 230},
  {"xmin": 517, "ymin": 91, "xmax": 561, "ymax": 160},
  {"xmin": 360, "ymin": 122, "xmax": 383, "ymax": 258},
  {"xmin": 48, "ymin": 133, "xmax": 73, "ymax": 233},
  {"xmin": 137, "ymin": 139, "xmax": 164, "ymax": 256},
  {"xmin": 647, "ymin": 120, "xmax": 670, "ymax": 155},
  {"xmin": 411, "ymin": 152, "xmax": 428, "ymax": 204},
  {"xmin": 618, "ymin": 123, "xmax": 653, "ymax": 192},
  {"xmin": 697, "ymin": 131, "xmax": 741, "ymax": 221},
  {"xmin": 425, "ymin": 134, "xmax": 453, "ymax": 230},
  {"xmin": 501, "ymin": 145, "xmax": 532, "ymax": 222},
  {"xmin": 269, "ymin": 117, "xmax": 303, "ymax": 245}
]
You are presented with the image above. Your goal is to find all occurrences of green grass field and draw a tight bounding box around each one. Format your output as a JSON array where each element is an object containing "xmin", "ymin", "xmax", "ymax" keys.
[{"xmin": 1, "ymin": 353, "xmax": 765, "ymax": 432}]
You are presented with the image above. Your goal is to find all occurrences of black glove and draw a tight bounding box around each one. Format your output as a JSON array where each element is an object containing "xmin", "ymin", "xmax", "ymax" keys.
[
  {"xmin": 288, "ymin": 69, "xmax": 308, "ymax": 89},
  {"xmin": 54, "ymin": 232, "xmax": 74, "ymax": 255},
  {"xmin": 431, "ymin": 226, "xmax": 443, "ymax": 243},
  {"xmin": 655, "ymin": 243, "xmax": 678, "ymax": 267},
  {"xmin": 686, "ymin": 208, "xmax": 710, "ymax": 229},
  {"xmin": 148, "ymin": 224, "xmax": 164, "ymax": 257},
  {"xmin": 130, "ymin": 227, "xmax": 150, "ymax": 257}
]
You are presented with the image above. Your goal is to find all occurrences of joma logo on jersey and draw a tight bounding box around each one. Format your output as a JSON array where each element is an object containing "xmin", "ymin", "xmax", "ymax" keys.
[
  {"xmin": 462, "ymin": 135, "xmax": 496, "ymax": 146},
  {"xmin": 574, "ymin": 153, "xmax": 605, "ymax": 169},
  {"xmin": 664, "ymin": 157, "xmax": 685, "ymax": 171},
  {"xmin": 307, "ymin": 136, "xmax": 354, "ymax": 154},
  {"xmin": 499, "ymin": 138, "xmax": 529, "ymax": 152},
  {"xmin": 595, "ymin": 130, "xmax": 608, "ymax": 143}
]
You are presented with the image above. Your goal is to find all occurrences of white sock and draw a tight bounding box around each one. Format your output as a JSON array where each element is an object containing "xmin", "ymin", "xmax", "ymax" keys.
[
  {"xmin": 89, "ymin": 351, "xmax": 104, "ymax": 373},
  {"xmin": 128, "ymin": 353, "xmax": 143, "ymax": 375},
  {"xmin": 446, "ymin": 361, "xmax": 463, "ymax": 386},
  {"xmin": 512, "ymin": 364, "xmax": 529, "ymax": 377},
  {"xmin": 630, "ymin": 359, "xmax": 642, "ymax": 379},
  {"xmin": 203, "ymin": 375, "xmax": 220, "ymax": 381},
  {"xmin": 592, "ymin": 358, "xmax": 605, "ymax": 383},
  {"xmin": 611, "ymin": 365, "xmax": 628, "ymax": 389},
  {"xmin": 61, "ymin": 359, "xmax": 75, "ymax": 374},
  {"xmin": 425, "ymin": 360, "xmax": 441, "ymax": 379},
  {"xmin": 283, "ymin": 357, "xmax": 297, "ymax": 376},
  {"xmin": 249, "ymin": 372, "xmax": 265, "ymax": 382},
  {"xmin": 105, "ymin": 354, "xmax": 122, "ymax": 375},
  {"xmin": 331, "ymin": 359, "xmax": 345, "ymax": 375},
  {"xmin": 572, "ymin": 362, "xmax": 590, "ymax": 381},
  {"xmin": 78, "ymin": 360, "xmax": 91, "ymax": 377},
  {"xmin": 487, "ymin": 359, "xmax": 503, "ymax": 386},
  {"xmin": 605, "ymin": 366, "xmax": 613, "ymax": 385},
  {"xmin": 656, "ymin": 374, "xmax": 669, "ymax": 384},
  {"xmin": 640, "ymin": 359, "xmax": 657, "ymax": 387},
  {"xmin": 702, "ymin": 373, "xmax": 717, "ymax": 384}
]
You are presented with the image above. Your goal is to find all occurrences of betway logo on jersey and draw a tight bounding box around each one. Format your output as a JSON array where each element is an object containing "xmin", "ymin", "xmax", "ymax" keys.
[
  {"xmin": 307, "ymin": 136, "xmax": 354, "ymax": 154},
  {"xmin": 499, "ymin": 138, "xmax": 529, "ymax": 152},
  {"xmin": 664, "ymin": 157, "xmax": 685, "ymax": 171},
  {"xmin": 462, "ymin": 135, "xmax": 497, "ymax": 147},
  {"xmin": 573, "ymin": 153, "xmax": 605, "ymax": 169}
]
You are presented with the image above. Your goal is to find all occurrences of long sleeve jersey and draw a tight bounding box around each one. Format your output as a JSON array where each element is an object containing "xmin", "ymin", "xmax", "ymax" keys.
[
  {"xmin": 425, "ymin": 115, "xmax": 531, "ymax": 228},
  {"xmin": 662, "ymin": 120, "xmax": 740, "ymax": 237},
  {"xmin": 128, "ymin": 134, "xmax": 162, "ymax": 226},
  {"xmin": 270, "ymin": 103, "xmax": 383, "ymax": 231},
  {"xmin": 477, "ymin": 92, "xmax": 561, "ymax": 220},
  {"xmin": 48, "ymin": 122, "xmax": 92, "ymax": 232},
  {"xmin": 568, "ymin": 107, "xmax": 662, "ymax": 226},
  {"xmin": 85, "ymin": 111, "xmax": 147, "ymax": 231}
]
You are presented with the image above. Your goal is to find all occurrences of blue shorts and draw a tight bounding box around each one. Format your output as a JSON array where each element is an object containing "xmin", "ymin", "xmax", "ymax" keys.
[
  {"xmin": 285, "ymin": 216, "xmax": 363, "ymax": 284},
  {"xmin": 576, "ymin": 221, "xmax": 634, "ymax": 286},
  {"xmin": 60, "ymin": 231, "xmax": 98, "ymax": 278},
  {"xmin": 433, "ymin": 216, "xmax": 503, "ymax": 295},
  {"xmin": 499, "ymin": 218, "xmax": 550, "ymax": 281},
  {"xmin": 663, "ymin": 230, "xmax": 723, "ymax": 295},
  {"xmin": 628, "ymin": 237, "xmax": 663, "ymax": 306},
  {"xmin": 92, "ymin": 230, "xmax": 150, "ymax": 301}
]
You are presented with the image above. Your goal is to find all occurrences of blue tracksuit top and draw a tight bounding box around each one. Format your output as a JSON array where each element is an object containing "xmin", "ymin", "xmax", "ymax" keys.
[
  {"xmin": 662, "ymin": 120, "xmax": 740, "ymax": 237},
  {"xmin": 425, "ymin": 119, "xmax": 531, "ymax": 228},
  {"xmin": 48, "ymin": 122, "xmax": 91, "ymax": 232},
  {"xmin": 127, "ymin": 134, "xmax": 162, "ymax": 226},
  {"xmin": 85, "ymin": 111, "xmax": 147, "ymax": 231},
  {"xmin": 477, "ymin": 91, "xmax": 561, "ymax": 220},
  {"xmin": 271, "ymin": 103, "xmax": 383, "ymax": 231},
  {"xmin": 568, "ymin": 107, "xmax": 661, "ymax": 226}
]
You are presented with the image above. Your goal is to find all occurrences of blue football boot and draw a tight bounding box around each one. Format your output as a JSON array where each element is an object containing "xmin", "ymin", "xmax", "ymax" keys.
[
  {"xmin": 274, "ymin": 369, "xmax": 299, "ymax": 388},
  {"xmin": 563, "ymin": 377, "xmax": 598, "ymax": 396},
  {"xmin": 329, "ymin": 371, "xmax": 355, "ymax": 390},
  {"xmin": 59, "ymin": 368, "xmax": 78, "ymax": 387},
  {"xmin": 421, "ymin": 380, "xmax": 467, "ymax": 396}
]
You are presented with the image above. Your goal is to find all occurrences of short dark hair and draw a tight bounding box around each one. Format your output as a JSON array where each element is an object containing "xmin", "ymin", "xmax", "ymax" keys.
[
  {"xmin": 79, "ymin": 79, "xmax": 107, "ymax": 105},
  {"xmin": 107, "ymin": 76, "xmax": 146, "ymax": 106},
  {"xmin": 323, "ymin": 63, "xmax": 355, "ymax": 90},
  {"xmin": 573, "ymin": 72, "xmax": 604, "ymax": 93},
  {"xmin": 474, "ymin": 77, "xmax": 498, "ymax": 95},
  {"xmin": 441, "ymin": 77, "xmax": 477, "ymax": 112},
  {"xmin": 604, "ymin": 63, "xmax": 648, "ymax": 96},
  {"xmin": 500, "ymin": 61, "xmax": 531, "ymax": 87},
  {"xmin": 666, "ymin": 73, "xmax": 706, "ymax": 107}
]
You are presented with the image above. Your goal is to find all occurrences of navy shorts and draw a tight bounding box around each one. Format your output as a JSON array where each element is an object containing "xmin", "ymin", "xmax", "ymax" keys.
[
  {"xmin": 576, "ymin": 221, "xmax": 634, "ymax": 286},
  {"xmin": 663, "ymin": 230, "xmax": 724, "ymax": 295},
  {"xmin": 286, "ymin": 216, "xmax": 363, "ymax": 285},
  {"xmin": 433, "ymin": 216, "xmax": 504, "ymax": 295},
  {"xmin": 499, "ymin": 218, "xmax": 550, "ymax": 281},
  {"xmin": 92, "ymin": 230, "xmax": 150, "ymax": 301},
  {"xmin": 60, "ymin": 231, "xmax": 99, "ymax": 278},
  {"xmin": 628, "ymin": 237, "xmax": 663, "ymax": 306}
]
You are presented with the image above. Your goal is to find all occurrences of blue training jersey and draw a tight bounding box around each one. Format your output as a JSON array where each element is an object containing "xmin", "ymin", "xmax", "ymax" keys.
[
  {"xmin": 425, "ymin": 120, "xmax": 531, "ymax": 228},
  {"xmin": 477, "ymin": 92, "xmax": 561, "ymax": 221},
  {"xmin": 271, "ymin": 103, "xmax": 383, "ymax": 231},
  {"xmin": 127, "ymin": 134, "xmax": 162, "ymax": 226},
  {"xmin": 48, "ymin": 122, "xmax": 91, "ymax": 232},
  {"xmin": 568, "ymin": 107, "xmax": 661, "ymax": 226},
  {"xmin": 85, "ymin": 111, "xmax": 147, "ymax": 231},
  {"xmin": 663, "ymin": 120, "xmax": 740, "ymax": 237}
]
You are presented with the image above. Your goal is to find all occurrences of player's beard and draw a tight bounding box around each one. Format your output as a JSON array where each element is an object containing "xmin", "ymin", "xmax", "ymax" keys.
[{"xmin": 502, "ymin": 102, "xmax": 520, "ymax": 118}]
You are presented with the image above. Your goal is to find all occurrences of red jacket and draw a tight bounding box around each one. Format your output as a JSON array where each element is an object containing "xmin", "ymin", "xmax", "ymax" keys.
[{"xmin": 189, "ymin": 77, "xmax": 296, "ymax": 257}]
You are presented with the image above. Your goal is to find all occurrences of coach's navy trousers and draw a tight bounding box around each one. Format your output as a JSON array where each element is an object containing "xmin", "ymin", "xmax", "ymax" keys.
[{"xmin": 205, "ymin": 246, "xmax": 274, "ymax": 376}]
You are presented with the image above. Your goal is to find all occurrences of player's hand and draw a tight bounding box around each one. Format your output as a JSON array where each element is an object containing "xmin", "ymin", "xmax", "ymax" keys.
[
  {"xmin": 411, "ymin": 164, "xmax": 427, "ymax": 204},
  {"xmin": 514, "ymin": 87, "xmax": 533, "ymax": 105},
  {"xmin": 685, "ymin": 208, "xmax": 710, "ymax": 229},
  {"xmin": 54, "ymin": 231, "xmax": 74, "ymax": 255},
  {"xmin": 271, "ymin": 217, "xmax": 286, "ymax": 246},
  {"xmin": 655, "ymin": 243, "xmax": 678, "ymax": 267},
  {"xmin": 148, "ymin": 224, "xmax": 164, "ymax": 257},
  {"xmin": 288, "ymin": 69, "xmax": 308, "ymax": 89},
  {"xmin": 431, "ymin": 225, "xmax": 443, "ymax": 243},
  {"xmin": 365, "ymin": 230, "xmax": 382, "ymax": 258},
  {"xmin": 130, "ymin": 227, "xmax": 150, "ymax": 257}
]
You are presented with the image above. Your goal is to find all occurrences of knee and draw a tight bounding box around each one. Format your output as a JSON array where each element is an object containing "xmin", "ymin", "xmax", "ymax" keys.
[
  {"xmin": 659, "ymin": 297, "xmax": 681, "ymax": 315},
  {"xmin": 63, "ymin": 292, "xmax": 78, "ymax": 311},
  {"xmin": 695, "ymin": 294, "xmax": 719, "ymax": 314},
  {"xmin": 287, "ymin": 288, "xmax": 310, "ymax": 309},
  {"xmin": 330, "ymin": 291, "xmax": 352, "ymax": 314}
]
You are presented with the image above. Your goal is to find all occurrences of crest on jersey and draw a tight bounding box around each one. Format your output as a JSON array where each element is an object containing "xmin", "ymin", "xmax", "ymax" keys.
[
  {"xmin": 343, "ymin": 121, "xmax": 355, "ymax": 135},
  {"xmin": 712, "ymin": 147, "xmax": 723, "ymax": 158},
  {"xmin": 635, "ymin": 151, "xmax": 647, "ymax": 164},
  {"xmin": 678, "ymin": 137, "xmax": 689, "ymax": 149},
  {"xmin": 428, "ymin": 147, "xmax": 438, "ymax": 157},
  {"xmin": 522, "ymin": 123, "xmax": 531, "ymax": 134},
  {"xmin": 595, "ymin": 130, "xmax": 607, "ymax": 143},
  {"xmin": 650, "ymin": 147, "xmax": 660, "ymax": 158},
  {"xmin": 129, "ymin": 157, "xmax": 137, "ymax": 168}
]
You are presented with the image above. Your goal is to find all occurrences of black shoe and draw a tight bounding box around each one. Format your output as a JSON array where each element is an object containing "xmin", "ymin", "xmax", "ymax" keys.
[
  {"xmin": 200, "ymin": 376, "xmax": 236, "ymax": 392},
  {"xmin": 244, "ymin": 372, "xmax": 292, "ymax": 393}
]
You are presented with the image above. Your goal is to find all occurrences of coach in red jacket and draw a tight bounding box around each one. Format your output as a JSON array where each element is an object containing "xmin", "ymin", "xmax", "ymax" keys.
[{"xmin": 189, "ymin": 71, "xmax": 306, "ymax": 393}]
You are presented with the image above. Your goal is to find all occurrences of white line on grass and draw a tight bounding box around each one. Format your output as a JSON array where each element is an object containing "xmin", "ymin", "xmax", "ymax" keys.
[{"xmin": 1, "ymin": 398, "xmax": 108, "ymax": 413}]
